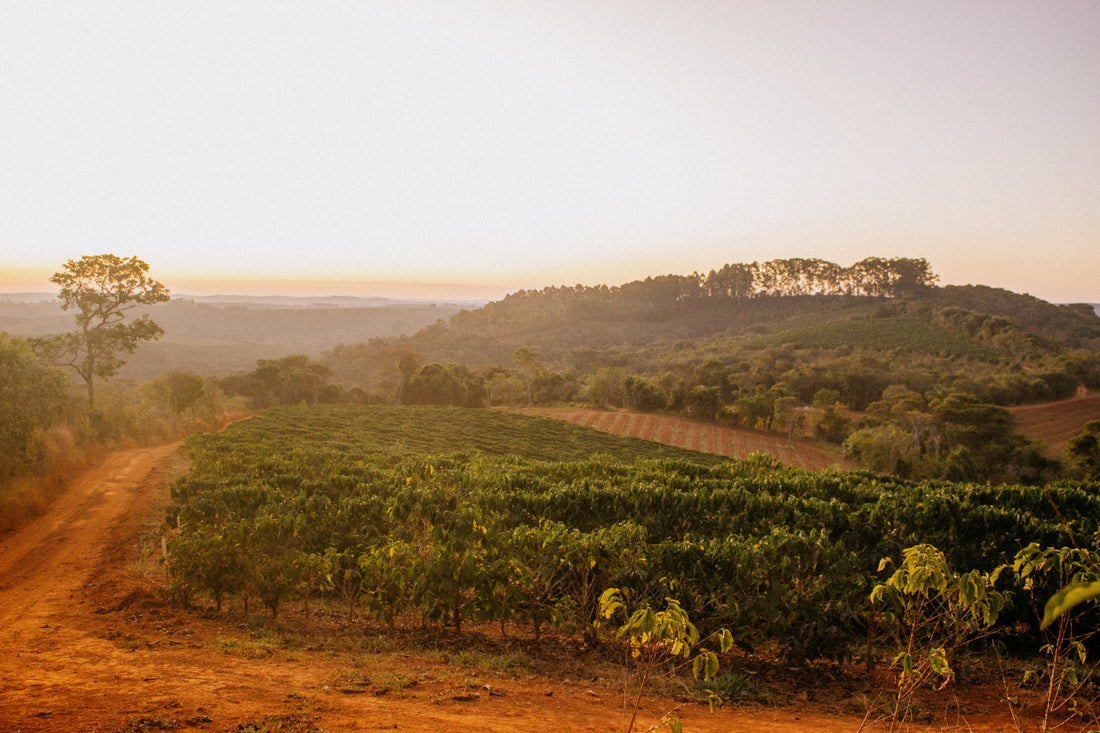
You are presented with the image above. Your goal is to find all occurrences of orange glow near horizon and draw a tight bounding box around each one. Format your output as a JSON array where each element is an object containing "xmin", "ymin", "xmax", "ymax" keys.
[
  {"xmin": 0, "ymin": 266, "xmax": 513, "ymax": 302},
  {"xmin": 2, "ymin": 5, "xmax": 1097, "ymax": 307},
  {"xmin": 2, "ymin": 259, "xmax": 1097, "ymax": 305}
]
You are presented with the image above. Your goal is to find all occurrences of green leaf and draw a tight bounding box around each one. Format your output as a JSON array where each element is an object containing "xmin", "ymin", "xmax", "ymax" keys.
[
  {"xmin": 892, "ymin": 651, "xmax": 912, "ymax": 678},
  {"xmin": 599, "ymin": 587, "xmax": 624, "ymax": 620},
  {"xmin": 929, "ymin": 648, "xmax": 952, "ymax": 678},
  {"xmin": 692, "ymin": 654, "xmax": 705, "ymax": 680},
  {"xmin": 1041, "ymin": 580, "xmax": 1100, "ymax": 630},
  {"xmin": 717, "ymin": 627, "xmax": 734, "ymax": 654},
  {"xmin": 704, "ymin": 651, "xmax": 719, "ymax": 681}
]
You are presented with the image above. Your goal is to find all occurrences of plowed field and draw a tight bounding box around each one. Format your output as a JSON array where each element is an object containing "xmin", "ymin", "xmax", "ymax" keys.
[
  {"xmin": 520, "ymin": 408, "xmax": 855, "ymax": 471},
  {"xmin": 1012, "ymin": 389, "xmax": 1100, "ymax": 456}
]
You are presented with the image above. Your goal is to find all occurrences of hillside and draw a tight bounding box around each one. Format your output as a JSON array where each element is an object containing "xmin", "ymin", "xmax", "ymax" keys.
[
  {"xmin": 327, "ymin": 259, "xmax": 1100, "ymax": 409},
  {"xmin": 7, "ymin": 257, "xmax": 1099, "ymax": 484},
  {"xmin": 303, "ymin": 258, "xmax": 1100, "ymax": 484},
  {"xmin": 349, "ymin": 260, "xmax": 1100, "ymax": 372}
]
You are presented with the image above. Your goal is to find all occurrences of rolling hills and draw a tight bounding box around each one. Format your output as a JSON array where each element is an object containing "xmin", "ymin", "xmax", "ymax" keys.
[{"xmin": 0, "ymin": 294, "xmax": 470, "ymax": 380}]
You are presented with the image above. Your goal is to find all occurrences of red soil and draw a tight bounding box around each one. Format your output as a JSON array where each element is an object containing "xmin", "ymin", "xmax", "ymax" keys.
[
  {"xmin": 1011, "ymin": 389, "xmax": 1100, "ymax": 456},
  {"xmin": 522, "ymin": 408, "xmax": 855, "ymax": 472}
]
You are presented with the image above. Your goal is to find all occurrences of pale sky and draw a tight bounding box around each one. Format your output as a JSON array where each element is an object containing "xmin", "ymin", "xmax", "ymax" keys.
[{"xmin": 2, "ymin": 1, "xmax": 1098, "ymax": 302}]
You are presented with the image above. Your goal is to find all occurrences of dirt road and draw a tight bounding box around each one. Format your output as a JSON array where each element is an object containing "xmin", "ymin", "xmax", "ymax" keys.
[{"xmin": 0, "ymin": 443, "xmax": 1014, "ymax": 732}]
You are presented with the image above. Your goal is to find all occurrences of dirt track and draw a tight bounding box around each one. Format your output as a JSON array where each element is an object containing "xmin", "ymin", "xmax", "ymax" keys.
[{"xmin": 0, "ymin": 443, "xmax": 1015, "ymax": 732}]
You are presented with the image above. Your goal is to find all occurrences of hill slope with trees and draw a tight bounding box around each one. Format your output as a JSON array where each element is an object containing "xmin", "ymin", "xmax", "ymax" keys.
[{"xmin": 313, "ymin": 257, "xmax": 1100, "ymax": 484}]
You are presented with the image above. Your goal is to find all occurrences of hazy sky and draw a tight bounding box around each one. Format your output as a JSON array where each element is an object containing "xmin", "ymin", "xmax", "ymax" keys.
[{"xmin": 2, "ymin": 1, "xmax": 1098, "ymax": 301}]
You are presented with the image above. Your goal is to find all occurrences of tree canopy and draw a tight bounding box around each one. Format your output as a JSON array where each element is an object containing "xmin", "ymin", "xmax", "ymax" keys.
[{"xmin": 33, "ymin": 255, "xmax": 169, "ymax": 407}]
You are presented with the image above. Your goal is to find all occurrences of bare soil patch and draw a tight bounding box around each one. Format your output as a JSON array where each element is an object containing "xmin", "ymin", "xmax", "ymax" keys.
[
  {"xmin": 522, "ymin": 408, "xmax": 854, "ymax": 472},
  {"xmin": 1011, "ymin": 389, "xmax": 1100, "ymax": 456},
  {"xmin": 0, "ymin": 442, "xmax": 1022, "ymax": 732}
]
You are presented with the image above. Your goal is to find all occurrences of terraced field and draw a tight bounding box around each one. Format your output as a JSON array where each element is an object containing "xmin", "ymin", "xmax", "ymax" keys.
[{"xmin": 519, "ymin": 407, "xmax": 854, "ymax": 471}]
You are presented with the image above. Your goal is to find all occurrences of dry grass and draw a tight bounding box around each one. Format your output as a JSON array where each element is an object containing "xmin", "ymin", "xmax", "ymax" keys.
[
  {"xmin": 0, "ymin": 410, "xmax": 246, "ymax": 537},
  {"xmin": 0, "ymin": 425, "xmax": 94, "ymax": 535}
]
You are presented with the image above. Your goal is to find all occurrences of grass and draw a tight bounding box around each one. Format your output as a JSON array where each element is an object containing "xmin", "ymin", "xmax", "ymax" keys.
[
  {"xmin": 702, "ymin": 671, "xmax": 774, "ymax": 703},
  {"xmin": 211, "ymin": 630, "xmax": 283, "ymax": 659},
  {"xmin": 0, "ymin": 426, "xmax": 89, "ymax": 534},
  {"xmin": 220, "ymin": 712, "xmax": 324, "ymax": 733},
  {"xmin": 447, "ymin": 649, "xmax": 533, "ymax": 673}
]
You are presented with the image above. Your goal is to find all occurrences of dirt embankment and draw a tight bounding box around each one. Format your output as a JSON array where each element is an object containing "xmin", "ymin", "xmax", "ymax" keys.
[{"xmin": 0, "ymin": 442, "xmax": 1017, "ymax": 732}]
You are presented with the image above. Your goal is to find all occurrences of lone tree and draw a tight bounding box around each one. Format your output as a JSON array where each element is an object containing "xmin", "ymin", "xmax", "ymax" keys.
[{"xmin": 33, "ymin": 255, "xmax": 169, "ymax": 408}]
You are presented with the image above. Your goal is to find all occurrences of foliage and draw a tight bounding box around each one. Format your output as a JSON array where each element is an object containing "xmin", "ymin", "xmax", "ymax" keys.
[
  {"xmin": 147, "ymin": 371, "xmax": 205, "ymax": 414},
  {"xmin": 685, "ymin": 386, "xmax": 722, "ymax": 421},
  {"xmin": 1065, "ymin": 421, "xmax": 1100, "ymax": 481},
  {"xmin": 165, "ymin": 405, "xmax": 1097, "ymax": 669},
  {"xmin": 1007, "ymin": 543, "xmax": 1100, "ymax": 732},
  {"xmin": 405, "ymin": 362, "xmax": 486, "ymax": 407},
  {"xmin": 1043, "ymin": 581, "xmax": 1100, "ymax": 630},
  {"xmin": 870, "ymin": 544, "xmax": 1006, "ymax": 730},
  {"xmin": 0, "ymin": 334, "xmax": 68, "ymax": 478},
  {"xmin": 306, "ymin": 257, "xmax": 1100, "ymax": 486},
  {"xmin": 220, "ymin": 355, "xmax": 338, "ymax": 408},
  {"xmin": 600, "ymin": 588, "xmax": 733, "ymax": 732},
  {"xmin": 32, "ymin": 254, "xmax": 169, "ymax": 407},
  {"xmin": 845, "ymin": 390, "xmax": 1056, "ymax": 484}
]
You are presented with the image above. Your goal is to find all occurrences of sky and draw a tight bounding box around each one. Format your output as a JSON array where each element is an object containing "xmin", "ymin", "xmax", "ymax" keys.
[{"xmin": 1, "ymin": 1, "xmax": 1098, "ymax": 302}]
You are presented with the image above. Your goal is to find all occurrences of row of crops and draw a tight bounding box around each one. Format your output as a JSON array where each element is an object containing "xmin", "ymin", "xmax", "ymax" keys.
[{"xmin": 166, "ymin": 404, "xmax": 1100, "ymax": 663}]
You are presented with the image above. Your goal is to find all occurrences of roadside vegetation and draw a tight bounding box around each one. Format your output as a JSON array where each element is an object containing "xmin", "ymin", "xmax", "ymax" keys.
[{"xmin": 0, "ymin": 255, "xmax": 243, "ymax": 533}]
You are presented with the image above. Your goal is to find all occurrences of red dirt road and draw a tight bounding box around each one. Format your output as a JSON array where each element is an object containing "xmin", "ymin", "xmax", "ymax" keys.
[{"xmin": 0, "ymin": 443, "xmax": 1016, "ymax": 732}]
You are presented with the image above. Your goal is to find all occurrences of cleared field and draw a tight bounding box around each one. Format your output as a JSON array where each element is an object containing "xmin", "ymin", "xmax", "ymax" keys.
[
  {"xmin": 1011, "ymin": 390, "xmax": 1100, "ymax": 456},
  {"xmin": 520, "ymin": 407, "xmax": 855, "ymax": 471}
]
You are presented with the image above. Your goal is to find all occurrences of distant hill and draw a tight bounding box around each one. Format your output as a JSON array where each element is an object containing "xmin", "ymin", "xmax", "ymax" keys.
[
  {"xmin": 0, "ymin": 294, "xmax": 471, "ymax": 380},
  {"xmin": 356, "ymin": 273, "xmax": 1100, "ymax": 369},
  {"xmin": 328, "ymin": 258, "xmax": 1100, "ymax": 413}
]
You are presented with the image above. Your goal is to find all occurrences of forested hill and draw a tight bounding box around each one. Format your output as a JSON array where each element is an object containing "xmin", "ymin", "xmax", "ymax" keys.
[{"xmin": 337, "ymin": 257, "xmax": 1100, "ymax": 370}]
